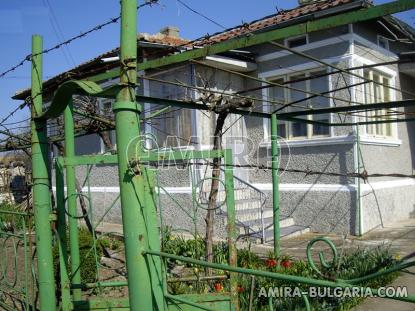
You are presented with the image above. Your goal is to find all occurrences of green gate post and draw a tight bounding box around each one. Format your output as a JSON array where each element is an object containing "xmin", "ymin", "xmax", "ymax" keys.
[
  {"xmin": 113, "ymin": 0, "xmax": 163, "ymax": 309},
  {"xmin": 30, "ymin": 34, "xmax": 57, "ymax": 310},
  {"xmin": 271, "ymin": 113, "xmax": 280, "ymax": 257},
  {"xmin": 55, "ymin": 160, "xmax": 72, "ymax": 310},
  {"xmin": 64, "ymin": 100, "xmax": 82, "ymax": 300},
  {"xmin": 224, "ymin": 149, "xmax": 238, "ymax": 309}
]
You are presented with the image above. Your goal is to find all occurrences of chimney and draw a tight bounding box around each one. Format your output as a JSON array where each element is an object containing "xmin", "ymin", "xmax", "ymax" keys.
[{"xmin": 159, "ymin": 26, "xmax": 180, "ymax": 38}]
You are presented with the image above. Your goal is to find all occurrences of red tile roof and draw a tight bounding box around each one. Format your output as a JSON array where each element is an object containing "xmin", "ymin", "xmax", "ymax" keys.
[
  {"xmin": 13, "ymin": 0, "xmax": 368, "ymax": 99},
  {"xmin": 191, "ymin": 0, "xmax": 361, "ymax": 46}
]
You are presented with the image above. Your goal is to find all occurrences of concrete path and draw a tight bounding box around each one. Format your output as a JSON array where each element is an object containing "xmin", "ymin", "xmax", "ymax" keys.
[
  {"xmin": 249, "ymin": 218, "xmax": 415, "ymax": 311},
  {"xmin": 97, "ymin": 218, "xmax": 415, "ymax": 310}
]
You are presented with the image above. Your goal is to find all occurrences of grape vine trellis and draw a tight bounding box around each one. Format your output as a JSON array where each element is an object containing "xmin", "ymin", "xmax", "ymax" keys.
[{"xmin": 1, "ymin": 0, "xmax": 415, "ymax": 310}]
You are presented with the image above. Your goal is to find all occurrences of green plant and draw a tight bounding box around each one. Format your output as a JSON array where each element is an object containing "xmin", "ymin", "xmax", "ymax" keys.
[
  {"xmin": 237, "ymin": 246, "xmax": 400, "ymax": 311},
  {"xmin": 53, "ymin": 227, "xmax": 103, "ymax": 287},
  {"xmin": 0, "ymin": 202, "xmax": 26, "ymax": 231},
  {"xmin": 237, "ymin": 247, "xmax": 261, "ymax": 269}
]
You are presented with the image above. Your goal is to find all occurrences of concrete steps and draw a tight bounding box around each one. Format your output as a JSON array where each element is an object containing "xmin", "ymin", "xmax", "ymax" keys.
[{"xmin": 216, "ymin": 188, "xmax": 310, "ymax": 242}]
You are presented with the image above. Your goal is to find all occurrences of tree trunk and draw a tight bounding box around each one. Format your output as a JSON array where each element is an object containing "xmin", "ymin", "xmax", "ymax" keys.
[
  {"xmin": 205, "ymin": 112, "xmax": 228, "ymax": 273},
  {"xmin": 53, "ymin": 141, "xmax": 111, "ymax": 258}
]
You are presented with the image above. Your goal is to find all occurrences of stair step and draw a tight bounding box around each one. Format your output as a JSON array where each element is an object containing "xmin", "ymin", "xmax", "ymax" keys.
[
  {"xmin": 236, "ymin": 208, "xmax": 272, "ymax": 222},
  {"xmin": 235, "ymin": 199, "xmax": 262, "ymax": 210},
  {"xmin": 263, "ymin": 225, "xmax": 310, "ymax": 240},
  {"xmin": 242, "ymin": 216, "xmax": 295, "ymax": 231},
  {"xmin": 216, "ymin": 188, "xmax": 253, "ymax": 201}
]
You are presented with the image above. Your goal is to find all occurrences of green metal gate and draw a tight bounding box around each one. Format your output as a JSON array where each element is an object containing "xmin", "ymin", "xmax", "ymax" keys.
[{"xmin": 1, "ymin": 0, "xmax": 415, "ymax": 310}]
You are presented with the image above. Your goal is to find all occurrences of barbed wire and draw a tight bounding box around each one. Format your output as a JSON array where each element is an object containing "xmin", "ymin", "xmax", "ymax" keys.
[
  {"xmin": 0, "ymin": 0, "xmax": 158, "ymax": 80},
  {"xmin": 176, "ymin": 0, "xmax": 226, "ymax": 30},
  {"xmin": 147, "ymin": 160, "xmax": 415, "ymax": 181}
]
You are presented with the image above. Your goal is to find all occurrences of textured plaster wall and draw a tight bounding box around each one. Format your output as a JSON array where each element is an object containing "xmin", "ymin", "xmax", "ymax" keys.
[
  {"xmin": 262, "ymin": 189, "xmax": 356, "ymax": 234},
  {"xmin": 361, "ymin": 184, "xmax": 415, "ymax": 233},
  {"xmin": 83, "ymin": 191, "xmax": 229, "ymax": 239}
]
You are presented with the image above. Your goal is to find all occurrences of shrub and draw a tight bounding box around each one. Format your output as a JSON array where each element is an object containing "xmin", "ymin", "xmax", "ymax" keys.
[
  {"xmin": 237, "ymin": 246, "xmax": 400, "ymax": 311},
  {"xmin": 53, "ymin": 227, "xmax": 103, "ymax": 287},
  {"xmin": 162, "ymin": 231, "xmax": 400, "ymax": 310},
  {"xmin": 0, "ymin": 202, "xmax": 26, "ymax": 231}
]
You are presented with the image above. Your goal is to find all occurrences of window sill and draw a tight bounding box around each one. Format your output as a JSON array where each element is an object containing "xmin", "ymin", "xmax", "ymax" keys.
[
  {"xmin": 259, "ymin": 135, "xmax": 355, "ymax": 148},
  {"xmin": 359, "ymin": 136, "xmax": 402, "ymax": 147}
]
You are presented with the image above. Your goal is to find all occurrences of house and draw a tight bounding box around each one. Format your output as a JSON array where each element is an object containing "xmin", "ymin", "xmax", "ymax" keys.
[{"xmin": 12, "ymin": 0, "xmax": 415, "ymax": 241}]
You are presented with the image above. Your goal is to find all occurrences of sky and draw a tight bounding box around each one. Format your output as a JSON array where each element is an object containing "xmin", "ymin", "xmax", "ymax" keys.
[{"xmin": 0, "ymin": 0, "xmax": 413, "ymax": 129}]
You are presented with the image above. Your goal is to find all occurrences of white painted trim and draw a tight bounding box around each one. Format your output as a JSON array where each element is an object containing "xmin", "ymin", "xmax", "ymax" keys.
[
  {"xmin": 351, "ymin": 55, "xmax": 397, "ymax": 77},
  {"xmin": 361, "ymin": 178, "xmax": 415, "ymax": 192},
  {"xmin": 258, "ymin": 54, "xmax": 351, "ymax": 79},
  {"xmin": 253, "ymin": 179, "xmax": 415, "ymax": 193},
  {"xmin": 359, "ymin": 136, "xmax": 402, "ymax": 147},
  {"xmin": 377, "ymin": 35, "xmax": 390, "ymax": 51},
  {"xmin": 204, "ymin": 55, "xmax": 257, "ymax": 72},
  {"xmin": 257, "ymin": 34, "xmax": 351, "ymax": 62},
  {"xmin": 52, "ymin": 186, "xmax": 193, "ymax": 194},
  {"xmin": 256, "ymin": 33, "xmax": 398, "ymax": 64},
  {"xmin": 158, "ymin": 186, "xmax": 193, "ymax": 194},
  {"xmin": 52, "ymin": 179, "xmax": 415, "ymax": 195},
  {"xmin": 353, "ymin": 33, "xmax": 397, "ymax": 59},
  {"xmin": 252, "ymin": 183, "xmax": 354, "ymax": 192},
  {"xmin": 259, "ymin": 135, "xmax": 355, "ymax": 148}
]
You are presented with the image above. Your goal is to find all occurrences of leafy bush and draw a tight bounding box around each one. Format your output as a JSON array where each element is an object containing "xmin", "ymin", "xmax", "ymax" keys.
[
  {"xmin": 237, "ymin": 245, "xmax": 399, "ymax": 311},
  {"xmin": 53, "ymin": 227, "xmax": 103, "ymax": 286},
  {"xmin": 0, "ymin": 202, "xmax": 26, "ymax": 231},
  {"xmin": 162, "ymin": 231, "xmax": 400, "ymax": 311},
  {"xmin": 162, "ymin": 230, "xmax": 228, "ymax": 267}
]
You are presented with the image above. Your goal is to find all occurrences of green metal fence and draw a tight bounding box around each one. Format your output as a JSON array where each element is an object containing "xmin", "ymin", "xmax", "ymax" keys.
[
  {"xmin": 1, "ymin": 0, "xmax": 415, "ymax": 310},
  {"xmin": 0, "ymin": 209, "xmax": 36, "ymax": 310}
]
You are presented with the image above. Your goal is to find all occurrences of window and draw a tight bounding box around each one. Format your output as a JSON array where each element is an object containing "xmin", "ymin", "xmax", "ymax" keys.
[
  {"xmin": 100, "ymin": 99, "xmax": 112, "ymax": 117},
  {"xmin": 377, "ymin": 36, "xmax": 389, "ymax": 50},
  {"xmin": 148, "ymin": 77, "xmax": 193, "ymax": 148},
  {"xmin": 268, "ymin": 70, "xmax": 330, "ymax": 139},
  {"xmin": 362, "ymin": 69, "xmax": 393, "ymax": 137},
  {"xmin": 99, "ymin": 99, "xmax": 116, "ymax": 152},
  {"xmin": 286, "ymin": 35, "xmax": 307, "ymax": 48}
]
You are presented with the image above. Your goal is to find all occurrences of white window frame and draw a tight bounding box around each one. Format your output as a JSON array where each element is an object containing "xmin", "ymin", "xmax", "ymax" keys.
[
  {"xmin": 357, "ymin": 65, "xmax": 399, "ymax": 142},
  {"xmin": 377, "ymin": 35, "xmax": 390, "ymax": 51},
  {"xmin": 98, "ymin": 98, "xmax": 116, "ymax": 153},
  {"xmin": 265, "ymin": 67, "xmax": 331, "ymax": 141}
]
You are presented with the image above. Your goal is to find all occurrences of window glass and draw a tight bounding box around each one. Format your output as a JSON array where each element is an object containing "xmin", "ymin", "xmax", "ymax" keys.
[
  {"xmin": 270, "ymin": 79, "xmax": 287, "ymax": 138},
  {"xmin": 287, "ymin": 36, "xmax": 307, "ymax": 48},
  {"xmin": 267, "ymin": 70, "xmax": 330, "ymax": 139},
  {"xmin": 362, "ymin": 69, "xmax": 393, "ymax": 137}
]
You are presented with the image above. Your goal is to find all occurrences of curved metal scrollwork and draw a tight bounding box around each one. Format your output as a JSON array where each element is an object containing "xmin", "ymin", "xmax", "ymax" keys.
[
  {"xmin": 64, "ymin": 192, "xmax": 92, "ymax": 219},
  {"xmin": 306, "ymin": 236, "xmax": 338, "ymax": 278},
  {"xmin": 305, "ymin": 236, "xmax": 415, "ymax": 303},
  {"xmin": 192, "ymin": 177, "xmax": 227, "ymax": 211}
]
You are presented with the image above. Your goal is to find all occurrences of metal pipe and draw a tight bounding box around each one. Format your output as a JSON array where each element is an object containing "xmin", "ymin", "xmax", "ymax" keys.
[
  {"xmin": 164, "ymin": 293, "xmax": 215, "ymax": 311},
  {"xmin": 71, "ymin": 281, "xmax": 128, "ymax": 289},
  {"xmin": 167, "ymin": 275, "xmax": 227, "ymax": 283},
  {"xmin": 356, "ymin": 125, "xmax": 363, "ymax": 236},
  {"xmin": 64, "ymin": 99, "xmax": 82, "ymax": 299},
  {"xmin": 271, "ymin": 114, "xmax": 280, "ymax": 256},
  {"xmin": 224, "ymin": 149, "xmax": 238, "ymax": 308},
  {"xmin": 113, "ymin": 0, "xmax": 163, "ymax": 309},
  {"xmin": 55, "ymin": 161, "xmax": 72, "ymax": 310},
  {"xmin": 30, "ymin": 34, "xmax": 57, "ymax": 310},
  {"xmin": 144, "ymin": 250, "xmax": 415, "ymax": 303}
]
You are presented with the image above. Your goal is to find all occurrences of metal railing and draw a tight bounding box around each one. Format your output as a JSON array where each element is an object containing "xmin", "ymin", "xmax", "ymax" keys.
[
  {"xmin": 218, "ymin": 167, "xmax": 269, "ymax": 243},
  {"xmin": 0, "ymin": 208, "xmax": 36, "ymax": 310}
]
